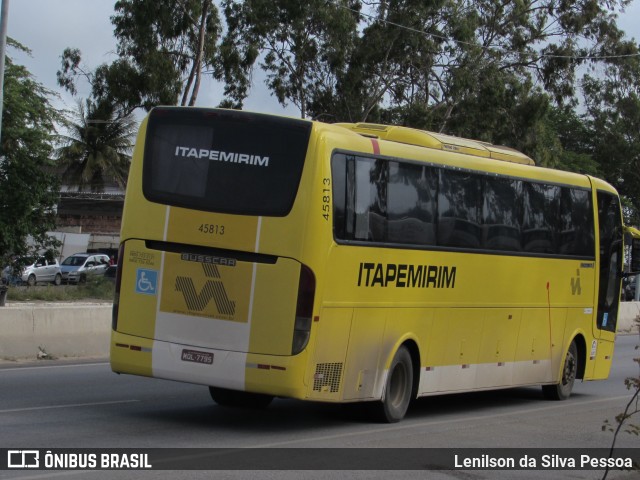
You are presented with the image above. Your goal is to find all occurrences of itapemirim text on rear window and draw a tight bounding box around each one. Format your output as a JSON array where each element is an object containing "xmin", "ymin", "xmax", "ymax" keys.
[{"xmin": 143, "ymin": 108, "xmax": 312, "ymax": 217}]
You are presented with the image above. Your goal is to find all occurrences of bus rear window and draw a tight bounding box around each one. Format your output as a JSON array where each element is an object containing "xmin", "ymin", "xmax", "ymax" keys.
[{"xmin": 143, "ymin": 108, "xmax": 312, "ymax": 216}]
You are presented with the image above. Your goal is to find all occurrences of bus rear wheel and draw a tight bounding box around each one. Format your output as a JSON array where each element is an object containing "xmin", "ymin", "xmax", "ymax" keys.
[
  {"xmin": 542, "ymin": 340, "xmax": 578, "ymax": 401},
  {"xmin": 209, "ymin": 387, "xmax": 274, "ymax": 409},
  {"xmin": 371, "ymin": 346, "xmax": 413, "ymax": 423}
]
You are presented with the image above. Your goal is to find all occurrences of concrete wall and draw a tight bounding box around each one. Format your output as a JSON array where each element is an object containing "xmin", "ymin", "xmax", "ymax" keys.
[
  {"xmin": 0, "ymin": 302, "xmax": 638, "ymax": 361},
  {"xmin": 0, "ymin": 302, "xmax": 112, "ymax": 360},
  {"xmin": 618, "ymin": 301, "xmax": 640, "ymax": 333}
]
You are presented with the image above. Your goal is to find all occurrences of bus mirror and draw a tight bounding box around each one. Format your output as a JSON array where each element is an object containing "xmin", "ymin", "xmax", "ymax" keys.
[{"xmin": 631, "ymin": 238, "xmax": 640, "ymax": 273}]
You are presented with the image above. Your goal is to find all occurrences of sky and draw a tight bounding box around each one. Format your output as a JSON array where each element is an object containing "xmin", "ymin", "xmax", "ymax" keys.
[
  {"xmin": 5, "ymin": 0, "xmax": 294, "ymax": 118},
  {"xmin": 5, "ymin": 0, "xmax": 640, "ymax": 120}
]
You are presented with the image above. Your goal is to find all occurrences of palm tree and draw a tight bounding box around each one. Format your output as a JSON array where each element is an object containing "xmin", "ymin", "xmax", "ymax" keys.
[{"xmin": 56, "ymin": 100, "xmax": 137, "ymax": 192}]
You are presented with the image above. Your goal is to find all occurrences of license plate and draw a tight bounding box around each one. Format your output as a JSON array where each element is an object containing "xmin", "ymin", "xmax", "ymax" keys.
[{"xmin": 181, "ymin": 349, "xmax": 214, "ymax": 365}]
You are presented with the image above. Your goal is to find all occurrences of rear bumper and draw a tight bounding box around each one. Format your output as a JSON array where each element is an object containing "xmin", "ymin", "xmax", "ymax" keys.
[{"xmin": 110, "ymin": 330, "xmax": 309, "ymax": 399}]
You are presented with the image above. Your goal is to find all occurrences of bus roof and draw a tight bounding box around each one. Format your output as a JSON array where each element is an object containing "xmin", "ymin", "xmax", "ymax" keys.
[{"xmin": 335, "ymin": 122, "xmax": 535, "ymax": 166}]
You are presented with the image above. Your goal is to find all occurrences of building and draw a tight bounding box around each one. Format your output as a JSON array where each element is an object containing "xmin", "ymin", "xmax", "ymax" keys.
[{"xmin": 52, "ymin": 183, "xmax": 124, "ymax": 261}]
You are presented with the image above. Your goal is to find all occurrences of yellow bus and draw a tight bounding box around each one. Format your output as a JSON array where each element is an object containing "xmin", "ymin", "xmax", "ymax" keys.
[{"xmin": 111, "ymin": 107, "xmax": 637, "ymax": 422}]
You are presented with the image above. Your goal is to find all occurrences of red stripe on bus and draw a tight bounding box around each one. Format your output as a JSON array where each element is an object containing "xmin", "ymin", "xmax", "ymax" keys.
[{"xmin": 370, "ymin": 138, "xmax": 380, "ymax": 155}]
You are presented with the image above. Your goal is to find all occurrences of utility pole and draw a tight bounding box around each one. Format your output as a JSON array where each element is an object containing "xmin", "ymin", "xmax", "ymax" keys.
[{"xmin": 0, "ymin": 0, "xmax": 9, "ymax": 146}]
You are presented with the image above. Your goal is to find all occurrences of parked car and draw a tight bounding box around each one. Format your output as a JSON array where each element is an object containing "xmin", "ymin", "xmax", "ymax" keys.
[
  {"xmin": 13, "ymin": 256, "xmax": 63, "ymax": 286},
  {"xmin": 60, "ymin": 253, "xmax": 110, "ymax": 284}
]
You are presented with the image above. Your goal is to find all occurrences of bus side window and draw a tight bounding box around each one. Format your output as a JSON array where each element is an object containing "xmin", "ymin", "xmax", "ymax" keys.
[
  {"xmin": 522, "ymin": 183, "xmax": 559, "ymax": 254},
  {"xmin": 560, "ymin": 188, "xmax": 594, "ymax": 257},
  {"xmin": 387, "ymin": 162, "xmax": 437, "ymax": 246},
  {"xmin": 437, "ymin": 170, "xmax": 482, "ymax": 248},
  {"xmin": 482, "ymin": 177, "xmax": 522, "ymax": 251},
  {"xmin": 354, "ymin": 158, "xmax": 387, "ymax": 242},
  {"xmin": 332, "ymin": 155, "xmax": 347, "ymax": 240},
  {"xmin": 597, "ymin": 191, "xmax": 623, "ymax": 331}
]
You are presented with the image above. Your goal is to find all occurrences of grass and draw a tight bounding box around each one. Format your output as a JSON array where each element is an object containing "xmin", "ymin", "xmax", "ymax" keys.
[{"xmin": 5, "ymin": 275, "xmax": 115, "ymax": 302}]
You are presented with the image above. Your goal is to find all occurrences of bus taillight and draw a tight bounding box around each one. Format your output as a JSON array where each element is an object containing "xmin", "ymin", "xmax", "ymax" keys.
[
  {"xmin": 292, "ymin": 264, "xmax": 315, "ymax": 355},
  {"xmin": 112, "ymin": 243, "xmax": 125, "ymax": 331}
]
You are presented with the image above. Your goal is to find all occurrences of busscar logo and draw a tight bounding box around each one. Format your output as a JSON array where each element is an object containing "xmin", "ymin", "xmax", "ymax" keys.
[
  {"xmin": 175, "ymin": 264, "xmax": 236, "ymax": 316},
  {"xmin": 8, "ymin": 450, "xmax": 39, "ymax": 468},
  {"xmin": 180, "ymin": 252, "xmax": 237, "ymax": 267}
]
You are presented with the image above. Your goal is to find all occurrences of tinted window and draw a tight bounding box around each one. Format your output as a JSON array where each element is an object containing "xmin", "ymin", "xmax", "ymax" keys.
[
  {"xmin": 438, "ymin": 170, "xmax": 482, "ymax": 248},
  {"xmin": 143, "ymin": 108, "xmax": 312, "ymax": 216},
  {"xmin": 387, "ymin": 162, "xmax": 437, "ymax": 245},
  {"xmin": 482, "ymin": 177, "xmax": 522, "ymax": 251},
  {"xmin": 558, "ymin": 188, "xmax": 594, "ymax": 256},
  {"xmin": 332, "ymin": 155, "xmax": 347, "ymax": 240},
  {"xmin": 353, "ymin": 157, "xmax": 387, "ymax": 242},
  {"xmin": 522, "ymin": 183, "xmax": 560, "ymax": 254},
  {"xmin": 597, "ymin": 191, "xmax": 623, "ymax": 331},
  {"xmin": 332, "ymin": 152, "xmax": 596, "ymax": 259}
]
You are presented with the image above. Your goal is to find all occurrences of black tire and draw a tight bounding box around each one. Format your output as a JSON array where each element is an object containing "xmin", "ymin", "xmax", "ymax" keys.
[
  {"xmin": 209, "ymin": 387, "xmax": 274, "ymax": 409},
  {"xmin": 54, "ymin": 273, "xmax": 62, "ymax": 286},
  {"xmin": 78, "ymin": 273, "xmax": 87, "ymax": 284},
  {"xmin": 542, "ymin": 340, "xmax": 578, "ymax": 400},
  {"xmin": 27, "ymin": 274, "xmax": 36, "ymax": 287},
  {"xmin": 371, "ymin": 346, "xmax": 413, "ymax": 423}
]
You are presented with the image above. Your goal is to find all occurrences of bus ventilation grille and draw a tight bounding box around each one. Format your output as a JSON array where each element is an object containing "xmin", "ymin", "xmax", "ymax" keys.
[{"xmin": 313, "ymin": 363, "xmax": 343, "ymax": 393}]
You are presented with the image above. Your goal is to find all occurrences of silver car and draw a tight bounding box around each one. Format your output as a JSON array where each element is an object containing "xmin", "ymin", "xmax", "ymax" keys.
[
  {"xmin": 20, "ymin": 257, "xmax": 63, "ymax": 286},
  {"xmin": 60, "ymin": 253, "xmax": 110, "ymax": 284}
]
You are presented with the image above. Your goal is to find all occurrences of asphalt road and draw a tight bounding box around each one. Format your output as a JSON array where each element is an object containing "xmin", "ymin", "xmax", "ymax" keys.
[{"xmin": 0, "ymin": 335, "xmax": 638, "ymax": 480}]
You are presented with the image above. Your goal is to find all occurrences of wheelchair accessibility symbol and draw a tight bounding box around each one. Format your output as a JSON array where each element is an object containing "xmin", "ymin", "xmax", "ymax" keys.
[{"xmin": 136, "ymin": 268, "xmax": 158, "ymax": 295}]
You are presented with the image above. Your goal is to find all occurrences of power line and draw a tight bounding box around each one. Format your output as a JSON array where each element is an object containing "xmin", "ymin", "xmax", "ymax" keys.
[{"xmin": 332, "ymin": 0, "xmax": 640, "ymax": 61}]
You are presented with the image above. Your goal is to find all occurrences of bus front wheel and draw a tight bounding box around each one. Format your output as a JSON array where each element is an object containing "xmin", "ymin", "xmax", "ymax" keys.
[
  {"xmin": 209, "ymin": 387, "xmax": 274, "ymax": 409},
  {"xmin": 372, "ymin": 346, "xmax": 413, "ymax": 423},
  {"xmin": 542, "ymin": 340, "xmax": 578, "ymax": 401}
]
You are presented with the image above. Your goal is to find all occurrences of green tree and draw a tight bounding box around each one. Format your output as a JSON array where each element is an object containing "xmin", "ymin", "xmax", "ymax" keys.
[
  {"xmin": 545, "ymin": 106, "xmax": 601, "ymax": 175},
  {"xmin": 0, "ymin": 39, "xmax": 60, "ymax": 266},
  {"xmin": 56, "ymin": 100, "xmax": 136, "ymax": 192},
  {"xmin": 350, "ymin": 0, "xmax": 631, "ymax": 127},
  {"xmin": 582, "ymin": 38, "xmax": 640, "ymax": 226},
  {"xmin": 58, "ymin": 0, "xmax": 221, "ymax": 114},
  {"xmin": 329, "ymin": 0, "xmax": 452, "ymax": 123},
  {"xmin": 219, "ymin": 0, "xmax": 633, "ymax": 150},
  {"xmin": 219, "ymin": 0, "xmax": 360, "ymax": 117},
  {"xmin": 326, "ymin": 0, "xmax": 633, "ymax": 180}
]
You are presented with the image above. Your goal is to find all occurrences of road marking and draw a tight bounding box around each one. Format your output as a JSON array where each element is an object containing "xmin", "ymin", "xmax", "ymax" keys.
[
  {"xmin": 250, "ymin": 395, "xmax": 633, "ymax": 448},
  {"xmin": 0, "ymin": 362, "xmax": 109, "ymax": 372},
  {"xmin": 0, "ymin": 399, "xmax": 139, "ymax": 414}
]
